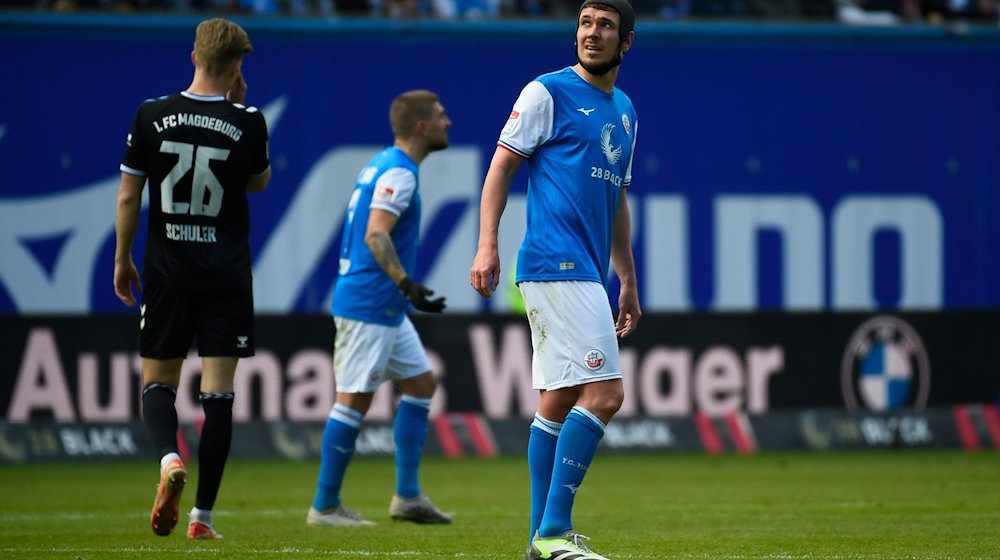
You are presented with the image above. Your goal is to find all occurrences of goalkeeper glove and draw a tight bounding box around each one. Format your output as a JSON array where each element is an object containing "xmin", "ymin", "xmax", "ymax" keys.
[{"xmin": 397, "ymin": 277, "xmax": 446, "ymax": 313}]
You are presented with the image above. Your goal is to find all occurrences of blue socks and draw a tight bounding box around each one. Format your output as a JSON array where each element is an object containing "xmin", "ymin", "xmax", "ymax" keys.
[
  {"xmin": 527, "ymin": 414, "xmax": 562, "ymax": 545},
  {"xmin": 312, "ymin": 403, "xmax": 363, "ymax": 512},
  {"xmin": 538, "ymin": 406, "xmax": 606, "ymax": 539},
  {"xmin": 394, "ymin": 395, "xmax": 431, "ymax": 499}
]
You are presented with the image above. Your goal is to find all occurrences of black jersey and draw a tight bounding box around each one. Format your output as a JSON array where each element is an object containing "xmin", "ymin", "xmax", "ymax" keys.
[{"xmin": 121, "ymin": 91, "xmax": 269, "ymax": 288}]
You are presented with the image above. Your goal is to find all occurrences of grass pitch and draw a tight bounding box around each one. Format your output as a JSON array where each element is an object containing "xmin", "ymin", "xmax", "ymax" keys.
[{"xmin": 1, "ymin": 451, "xmax": 998, "ymax": 559}]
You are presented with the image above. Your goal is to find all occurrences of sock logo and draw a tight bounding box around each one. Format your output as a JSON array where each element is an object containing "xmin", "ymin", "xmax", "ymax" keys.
[
  {"xmin": 562, "ymin": 483, "xmax": 579, "ymax": 494},
  {"xmin": 561, "ymin": 457, "xmax": 589, "ymax": 471}
]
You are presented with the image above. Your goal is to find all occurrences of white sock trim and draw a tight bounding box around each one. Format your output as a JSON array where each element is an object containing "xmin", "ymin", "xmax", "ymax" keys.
[{"xmin": 159, "ymin": 452, "xmax": 181, "ymax": 474}]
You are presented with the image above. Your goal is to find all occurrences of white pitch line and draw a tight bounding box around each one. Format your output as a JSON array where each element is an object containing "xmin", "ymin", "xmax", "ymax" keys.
[
  {"xmin": 0, "ymin": 548, "xmax": 465, "ymax": 557},
  {"xmin": 0, "ymin": 508, "xmax": 311, "ymax": 523},
  {"xmin": 0, "ymin": 549, "xmax": 990, "ymax": 560}
]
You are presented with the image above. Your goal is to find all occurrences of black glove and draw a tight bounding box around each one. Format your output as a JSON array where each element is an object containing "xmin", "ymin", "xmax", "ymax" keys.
[{"xmin": 397, "ymin": 277, "xmax": 446, "ymax": 313}]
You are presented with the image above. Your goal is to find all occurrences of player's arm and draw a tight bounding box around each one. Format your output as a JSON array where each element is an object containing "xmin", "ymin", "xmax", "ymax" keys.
[
  {"xmin": 611, "ymin": 189, "xmax": 640, "ymax": 337},
  {"xmin": 366, "ymin": 208, "xmax": 445, "ymax": 313},
  {"xmin": 247, "ymin": 166, "xmax": 271, "ymax": 193},
  {"xmin": 471, "ymin": 146, "xmax": 524, "ymax": 299},
  {"xmin": 113, "ymin": 172, "xmax": 146, "ymax": 307},
  {"xmin": 365, "ymin": 208, "xmax": 406, "ymax": 284}
]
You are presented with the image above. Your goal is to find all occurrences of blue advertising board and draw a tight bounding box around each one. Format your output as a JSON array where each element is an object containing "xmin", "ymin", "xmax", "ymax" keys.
[{"xmin": 1, "ymin": 15, "xmax": 999, "ymax": 313}]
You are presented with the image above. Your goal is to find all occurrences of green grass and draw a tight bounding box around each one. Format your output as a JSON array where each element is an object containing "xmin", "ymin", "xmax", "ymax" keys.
[{"xmin": 2, "ymin": 451, "xmax": 999, "ymax": 559}]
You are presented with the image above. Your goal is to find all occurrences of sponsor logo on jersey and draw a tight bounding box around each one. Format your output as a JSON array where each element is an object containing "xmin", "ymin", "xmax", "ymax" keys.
[
  {"xmin": 584, "ymin": 348, "xmax": 605, "ymax": 370},
  {"xmin": 502, "ymin": 110, "xmax": 520, "ymax": 135},
  {"xmin": 375, "ymin": 185, "xmax": 396, "ymax": 201},
  {"xmin": 577, "ymin": 107, "xmax": 595, "ymax": 116},
  {"xmin": 840, "ymin": 315, "xmax": 930, "ymax": 411}
]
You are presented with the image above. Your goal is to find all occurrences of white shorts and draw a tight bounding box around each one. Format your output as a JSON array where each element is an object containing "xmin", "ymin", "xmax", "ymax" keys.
[
  {"xmin": 520, "ymin": 281, "xmax": 622, "ymax": 391},
  {"xmin": 332, "ymin": 315, "xmax": 432, "ymax": 393}
]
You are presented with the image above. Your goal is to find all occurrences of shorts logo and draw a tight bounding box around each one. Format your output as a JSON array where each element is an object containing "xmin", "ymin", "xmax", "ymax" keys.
[
  {"xmin": 840, "ymin": 315, "xmax": 930, "ymax": 412},
  {"xmin": 583, "ymin": 348, "xmax": 605, "ymax": 370},
  {"xmin": 236, "ymin": 336, "xmax": 248, "ymax": 349}
]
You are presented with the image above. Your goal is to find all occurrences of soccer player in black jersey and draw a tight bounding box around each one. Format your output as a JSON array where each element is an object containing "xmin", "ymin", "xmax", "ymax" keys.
[{"xmin": 113, "ymin": 17, "xmax": 271, "ymax": 541}]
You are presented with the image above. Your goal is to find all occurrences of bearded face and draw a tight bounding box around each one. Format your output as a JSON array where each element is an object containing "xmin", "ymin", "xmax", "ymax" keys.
[{"xmin": 575, "ymin": 6, "xmax": 625, "ymax": 76}]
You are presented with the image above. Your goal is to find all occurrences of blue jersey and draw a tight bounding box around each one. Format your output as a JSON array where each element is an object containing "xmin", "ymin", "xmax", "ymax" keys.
[
  {"xmin": 332, "ymin": 147, "xmax": 421, "ymax": 326},
  {"xmin": 498, "ymin": 67, "xmax": 637, "ymax": 286}
]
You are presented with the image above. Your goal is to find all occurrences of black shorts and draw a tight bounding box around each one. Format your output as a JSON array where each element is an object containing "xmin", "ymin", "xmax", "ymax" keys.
[{"xmin": 139, "ymin": 280, "xmax": 255, "ymax": 359}]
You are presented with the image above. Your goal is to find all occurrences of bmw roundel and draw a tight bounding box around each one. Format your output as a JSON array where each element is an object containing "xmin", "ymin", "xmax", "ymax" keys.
[{"xmin": 840, "ymin": 315, "xmax": 930, "ymax": 411}]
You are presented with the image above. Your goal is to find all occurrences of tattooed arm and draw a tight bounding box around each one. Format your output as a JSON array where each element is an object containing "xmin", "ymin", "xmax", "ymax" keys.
[{"xmin": 365, "ymin": 208, "xmax": 406, "ymax": 284}]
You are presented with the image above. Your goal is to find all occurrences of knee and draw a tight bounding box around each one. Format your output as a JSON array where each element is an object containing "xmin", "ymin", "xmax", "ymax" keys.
[
  {"xmin": 579, "ymin": 382, "xmax": 624, "ymax": 421},
  {"xmin": 400, "ymin": 371, "xmax": 437, "ymax": 399}
]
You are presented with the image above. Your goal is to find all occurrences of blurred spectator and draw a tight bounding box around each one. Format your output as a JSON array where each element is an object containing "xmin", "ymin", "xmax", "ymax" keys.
[
  {"xmin": 433, "ymin": 0, "xmax": 500, "ymax": 17},
  {"xmin": 835, "ymin": 0, "xmax": 907, "ymax": 23},
  {"xmin": 16, "ymin": 0, "xmax": 999, "ymax": 24}
]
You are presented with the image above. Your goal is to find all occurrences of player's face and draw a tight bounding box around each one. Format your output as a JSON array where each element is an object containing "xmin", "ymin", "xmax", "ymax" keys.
[
  {"xmin": 425, "ymin": 102, "xmax": 452, "ymax": 152},
  {"xmin": 576, "ymin": 7, "xmax": 624, "ymax": 76}
]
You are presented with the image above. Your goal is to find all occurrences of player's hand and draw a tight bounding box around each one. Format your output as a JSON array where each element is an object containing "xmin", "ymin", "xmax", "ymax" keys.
[
  {"xmin": 398, "ymin": 277, "xmax": 446, "ymax": 313},
  {"xmin": 227, "ymin": 72, "xmax": 247, "ymax": 104},
  {"xmin": 615, "ymin": 284, "xmax": 641, "ymax": 338},
  {"xmin": 113, "ymin": 259, "xmax": 142, "ymax": 307},
  {"xmin": 470, "ymin": 247, "xmax": 500, "ymax": 299}
]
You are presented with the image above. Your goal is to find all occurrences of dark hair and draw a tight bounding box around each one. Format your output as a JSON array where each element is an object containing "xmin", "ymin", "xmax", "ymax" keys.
[
  {"xmin": 578, "ymin": 0, "xmax": 634, "ymax": 40},
  {"xmin": 390, "ymin": 90, "xmax": 440, "ymax": 140}
]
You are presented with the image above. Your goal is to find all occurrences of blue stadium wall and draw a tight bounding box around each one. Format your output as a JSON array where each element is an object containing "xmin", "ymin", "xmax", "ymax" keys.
[
  {"xmin": 2, "ymin": 15, "xmax": 1000, "ymax": 314},
  {"xmin": 3, "ymin": 16, "xmax": 1000, "ymax": 461}
]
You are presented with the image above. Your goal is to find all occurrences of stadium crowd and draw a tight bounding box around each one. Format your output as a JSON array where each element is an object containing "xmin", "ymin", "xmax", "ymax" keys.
[{"xmin": 6, "ymin": 0, "xmax": 999, "ymax": 24}]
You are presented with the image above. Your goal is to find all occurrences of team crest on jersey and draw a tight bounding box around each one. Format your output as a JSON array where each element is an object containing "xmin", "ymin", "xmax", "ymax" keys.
[
  {"xmin": 621, "ymin": 114, "xmax": 631, "ymax": 135},
  {"xmin": 583, "ymin": 348, "xmax": 605, "ymax": 370},
  {"xmin": 600, "ymin": 123, "xmax": 622, "ymax": 166}
]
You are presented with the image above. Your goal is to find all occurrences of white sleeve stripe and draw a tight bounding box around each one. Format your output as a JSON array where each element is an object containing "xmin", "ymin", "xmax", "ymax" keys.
[
  {"xmin": 498, "ymin": 141, "xmax": 530, "ymax": 158},
  {"xmin": 119, "ymin": 164, "xmax": 146, "ymax": 177},
  {"xmin": 371, "ymin": 201, "xmax": 403, "ymax": 216}
]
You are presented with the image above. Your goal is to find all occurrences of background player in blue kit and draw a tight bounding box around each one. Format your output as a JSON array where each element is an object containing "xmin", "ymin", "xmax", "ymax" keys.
[
  {"xmin": 469, "ymin": 1, "xmax": 640, "ymax": 558},
  {"xmin": 114, "ymin": 18, "xmax": 271, "ymax": 541},
  {"xmin": 307, "ymin": 90, "xmax": 453, "ymax": 527}
]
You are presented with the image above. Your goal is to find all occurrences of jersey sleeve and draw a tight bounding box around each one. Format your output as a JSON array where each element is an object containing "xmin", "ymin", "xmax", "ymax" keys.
[
  {"xmin": 497, "ymin": 80, "xmax": 554, "ymax": 158},
  {"xmin": 623, "ymin": 118, "xmax": 637, "ymax": 188},
  {"xmin": 370, "ymin": 167, "xmax": 417, "ymax": 217},
  {"xmin": 119, "ymin": 104, "xmax": 149, "ymax": 177},
  {"xmin": 244, "ymin": 107, "xmax": 271, "ymax": 177}
]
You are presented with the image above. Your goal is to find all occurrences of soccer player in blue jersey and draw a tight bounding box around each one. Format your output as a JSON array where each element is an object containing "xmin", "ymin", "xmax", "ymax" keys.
[
  {"xmin": 307, "ymin": 90, "xmax": 453, "ymax": 527},
  {"xmin": 470, "ymin": 1, "xmax": 640, "ymax": 558}
]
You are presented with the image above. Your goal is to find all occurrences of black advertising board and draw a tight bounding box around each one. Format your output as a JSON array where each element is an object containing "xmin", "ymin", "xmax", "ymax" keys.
[{"xmin": 3, "ymin": 312, "xmax": 999, "ymax": 425}]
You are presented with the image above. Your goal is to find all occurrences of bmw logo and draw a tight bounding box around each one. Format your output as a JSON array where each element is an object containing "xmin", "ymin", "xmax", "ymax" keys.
[{"xmin": 840, "ymin": 315, "xmax": 930, "ymax": 411}]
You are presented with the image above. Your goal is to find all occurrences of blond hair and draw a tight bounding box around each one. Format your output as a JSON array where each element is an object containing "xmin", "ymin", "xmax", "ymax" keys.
[
  {"xmin": 389, "ymin": 90, "xmax": 440, "ymax": 140},
  {"xmin": 194, "ymin": 18, "xmax": 252, "ymax": 78}
]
